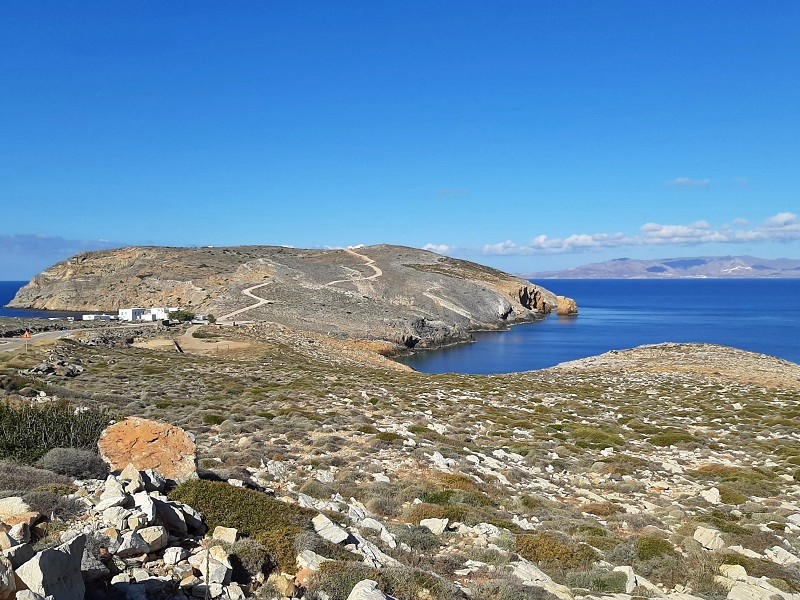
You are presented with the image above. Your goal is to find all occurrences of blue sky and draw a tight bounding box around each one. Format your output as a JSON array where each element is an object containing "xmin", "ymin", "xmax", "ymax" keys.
[{"xmin": 1, "ymin": 2, "xmax": 799, "ymax": 278}]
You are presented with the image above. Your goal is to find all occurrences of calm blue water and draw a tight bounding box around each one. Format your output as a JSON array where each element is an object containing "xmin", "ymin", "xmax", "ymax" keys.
[
  {"xmin": 399, "ymin": 279, "xmax": 800, "ymax": 374},
  {"xmin": 0, "ymin": 281, "xmax": 89, "ymax": 319}
]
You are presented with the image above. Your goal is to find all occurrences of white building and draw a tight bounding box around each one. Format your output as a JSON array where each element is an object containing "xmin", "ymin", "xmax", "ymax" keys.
[
  {"xmin": 150, "ymin": 307, "xmax": 179, "ymax": 320},
  {"xmin": 118, "ymin": 308, "xmax": 146, "ymax": 322},
  {"xmin": 82, "ymin": 314, "xmax": 113, "ymax": 321},
  {"xmin": 118, "ymin": 306, "xmax": 181, "ymax": 322}
]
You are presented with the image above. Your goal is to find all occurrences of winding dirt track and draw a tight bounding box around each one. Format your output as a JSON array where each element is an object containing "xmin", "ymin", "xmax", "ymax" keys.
[
  {"xmin": 219, "ymin": 249, "xmax": 382, "ymax": 323},
  {"xmin": 325, "ymin": 248, "xmax": 383, "ymax": 286}
]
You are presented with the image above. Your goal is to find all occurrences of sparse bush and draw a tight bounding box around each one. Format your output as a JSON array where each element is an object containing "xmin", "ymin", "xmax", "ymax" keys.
[
  {"xmin": 402, "ymin": 502, "xmax": 467, "ymax": 524},
  {"xmin": 230, "ymin": 538, "xmax": 270, "ymax": 583},
  {"xmin": 516, "ymin": 532, "xmax": 599, "ymax": 575},
  {"xmin": 0, "ymin": 401, "xmax": 110, "ymax": 463},
  {"xmin": 565, "ymin": 569, "xmax": 628, "ymax": 593},
  {"xmin": 571, "ymin": 426, "xmax": 624, "ymax": 449},
  {"xmin": 392, "ymin": 525, "xmax": 441, "ymax": 551},
  {"xmin": 582, "ymin": 502, "xmax": 622, "ymax": 517},
  {"xmin": 473, "ymin": 576, "xmax": 556, "ymax": 599},
  {"xmin": 36, "ymin": 448, "xmax": 108, "ymax": 479},
  {"xmin": 307, "ymin": 561, "xmax": 461, "ymax": 600},
  {"xmin": 203, "ymin": 414, "xmax": 225, "ymax": 425},
  {"xmin": 635, "ymin": 536, "xmax": 673, "ymax": 561},
  {"xmin": 717, "ymin": 484, "xmax": 748, "ymax": 505},
  {"xmin": 169, "ymin": 479, "xmax": 314, "ymax": 571},
  {"xmin": 649, "ymin": 430, "xmax": 695, "ymax": 447},
  {"xmin": 0, "ymin": 460, "xmax": 69, "ymax": 492},
  {"xmin": 23, "ymin": 490, "xmax": 84, "ymax": 521}
]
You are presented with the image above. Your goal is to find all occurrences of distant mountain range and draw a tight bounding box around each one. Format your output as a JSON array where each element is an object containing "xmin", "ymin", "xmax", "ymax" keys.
[{"xmin": 526, "ymin": 256, "xmax": 800, "ymax": 279}]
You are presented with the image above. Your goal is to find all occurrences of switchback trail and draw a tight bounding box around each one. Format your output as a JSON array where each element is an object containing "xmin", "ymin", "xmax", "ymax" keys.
[
  {"xmin": 326, "ymin": 248, "xmax": 383, "ymax": 286},
  {"xmin": 219, "ymin": 249, "xmax": 382, "ymax": 323},
  {"xmin": 218, "ymin": 282, "xmax": 273, "ymax": 323}
]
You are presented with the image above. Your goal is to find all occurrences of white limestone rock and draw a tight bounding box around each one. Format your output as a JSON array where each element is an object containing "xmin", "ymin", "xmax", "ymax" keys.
[
  {"xmin": 419, "ymin": 518, "xmax": 448, "ymax": 535},
  {"xmin": 15, "ymin": 535, "xmax": 85, "ymax": 600},
  {"xmin": 693, "ymin": 526, "xmax": 725, "ymax": 550},
  {"xmin": 313, "ymin": 514, "xmax": 349, "ymax": 544},
  {"xmin": 346, "ymin": 579, "xmax": 387, "ymax": 600}
]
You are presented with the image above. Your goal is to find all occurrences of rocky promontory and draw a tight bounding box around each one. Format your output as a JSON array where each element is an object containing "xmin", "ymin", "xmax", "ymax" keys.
[{"xmin": 7, "ymin": 245, "xmax": 574, "ymax": 349}]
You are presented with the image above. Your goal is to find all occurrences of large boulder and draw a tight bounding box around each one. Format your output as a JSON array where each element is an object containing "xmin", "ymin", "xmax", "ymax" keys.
[
  {"xmin": 97, "ymin": 417, "xmax": 197, "ymax": 482},
  {"xmin": 555, "ymin": 296, "xmax": 578, "ymax": 316},
  {"xmin": 15, "ymin": 535, "xmax": 86, "ymax": 600}
]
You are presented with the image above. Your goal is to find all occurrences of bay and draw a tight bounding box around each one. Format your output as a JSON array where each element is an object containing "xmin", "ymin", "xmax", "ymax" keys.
[{"xmin": 399, "ymin": 279, "xmax": 800, "ymax": 374}]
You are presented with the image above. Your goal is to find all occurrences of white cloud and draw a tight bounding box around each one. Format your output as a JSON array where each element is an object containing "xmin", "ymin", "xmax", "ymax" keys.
[
  {"xmin": 477, "ymin": 212, "xmax": 800, "ymax": 256},
  {"xmin": 667, "ymin": 177, "xmax": 711, "ymax": 187},
  {"xmin": 763, "ymin": 212, "xmax": 797, "ymax": 228},
  {"xmin": 422, "ymin": 243, "xmax": 455, "ymax": 255}
]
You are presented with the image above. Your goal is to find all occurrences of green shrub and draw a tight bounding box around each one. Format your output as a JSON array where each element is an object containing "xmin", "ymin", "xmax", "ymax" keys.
[
  {"xmin": 0, "ymin": 401, "xmax": 110, "ymax": 463},
  {"xmin": 649, "ymin": 430, "xmax": 695, "ymax": 447},
  {"xmin": 402, "ymin": 502, "xmax": 468, "ymax": 524},
  {"xmin": 203, "ymin": 414, "xmax": 225, "ymax": 425},
  {"xmin": 635, "ymin": 536, "xmax": 673, "ymax": 561},
  {"xmin": 169, "ymin": 479, "xmax": 314, "ymax": 571},
  {"xmin": 566, "ymin": 569, "xmax": 628, "ymax": 593},
  {"xmin": 516, "ymin": 532, "xmax": 599, "ymax": 572},
  {"xmin": 717, "ymin": 484, "xmax": 748, "ymax": 505},
  {"xmin": 36, "ymin": 448, "xmax": 108, "ymax": 479},
  {"xmin": 571, "ymin": 426, "xmax": 624, "ymax": 449},
  {"xmin": 423, "ymin": 488, "xmax": 493, "ymax": 507}
]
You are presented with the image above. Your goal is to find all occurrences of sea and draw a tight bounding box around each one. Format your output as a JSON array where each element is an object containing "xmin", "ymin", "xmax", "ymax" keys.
[
  {"xmin": 0, "ymin": 281, "xmax": 89, "ymax": 320},
  {"xmin": 3, "ymin": 279, "xmax": 799, "ymax": 374},
  {"xmin": 399, "ymin": 279, "xmax": 800, "ymax": 374}
]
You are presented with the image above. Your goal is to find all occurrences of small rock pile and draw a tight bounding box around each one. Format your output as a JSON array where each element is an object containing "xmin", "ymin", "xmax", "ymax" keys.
[{"xmin": 19, "ymin": 352, "xmax": 84, "ymax": 378}]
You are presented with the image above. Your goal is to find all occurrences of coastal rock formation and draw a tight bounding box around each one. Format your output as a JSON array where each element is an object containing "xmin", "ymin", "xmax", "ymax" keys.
[
  {"xmin": 556, "ymin": 295, "xmax": 579, "ymax": 316},
  {"xmin": 97, "ymin": 417, "xmax": 197, "ymax": 482},
  {"xmin": 8, "ymin": 245, "xmax": 565, "ymax": 349}
]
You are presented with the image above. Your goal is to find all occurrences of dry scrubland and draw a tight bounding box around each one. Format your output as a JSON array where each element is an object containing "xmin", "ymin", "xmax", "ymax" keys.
[{"xmin": 2, "ymin": 321, "xmax": 800, "ymax": 600}]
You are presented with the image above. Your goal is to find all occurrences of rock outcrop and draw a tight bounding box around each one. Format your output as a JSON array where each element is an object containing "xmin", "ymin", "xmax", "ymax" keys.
[
  {"xmin": 556, "ymin": 295, "xmax": 578, "ymax": 316},
  {"xmin": 97, "ymin": 417, "xmax": 197, "ymax": 482}
]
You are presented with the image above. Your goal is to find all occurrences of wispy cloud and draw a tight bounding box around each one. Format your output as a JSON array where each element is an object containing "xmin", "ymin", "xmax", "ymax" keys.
[
  {"xmin": 666, "ymin": 177, "xmax": 711, "ymax": 187},
  {"xmin": 421, "ymin": 212, "xmax": 800, "ymax": 257},
  {"xmin": 0, "ymin": 234, "xmax": 122, "ymax": 257},
  {"xmin": 436, "ymin": 187, "xmax": 468, "ymax": 199}
]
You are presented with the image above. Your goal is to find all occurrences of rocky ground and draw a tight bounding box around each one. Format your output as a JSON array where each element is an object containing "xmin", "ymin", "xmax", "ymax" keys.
[{"xmin": 1, "ymin": 325, "xmax": 799, "ymax": 600}]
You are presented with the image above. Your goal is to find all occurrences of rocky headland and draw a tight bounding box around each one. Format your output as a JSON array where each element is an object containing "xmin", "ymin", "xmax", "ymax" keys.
[{"xmin": 7, "ymin": 245, "xmax": 575, "ymax": 350}]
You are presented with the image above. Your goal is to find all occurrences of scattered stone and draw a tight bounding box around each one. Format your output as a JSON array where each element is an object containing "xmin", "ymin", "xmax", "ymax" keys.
[
  {"xmin": 0, "ymin": 498, "xmax": 31, "ymax": 522},
  {"xmin": 700, "ymin": 487, "xmax": 721, "ymax": 504},
  {"xmin": 212, "ymin": 526, "xmax": 238, "ymax": 545},
  {"xmin": 138, "ymin": 526, "xmax": 169, "ymax": 552}
]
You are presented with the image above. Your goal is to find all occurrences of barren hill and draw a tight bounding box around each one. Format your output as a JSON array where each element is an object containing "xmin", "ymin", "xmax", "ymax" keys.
[{"xmin": 7, "ymin": 244, "xmax": 569, "ymax": 348}]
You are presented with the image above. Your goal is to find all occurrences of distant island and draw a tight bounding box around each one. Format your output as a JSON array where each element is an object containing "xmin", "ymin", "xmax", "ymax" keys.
[{"xmin": 525, "ymin": 255, "xmax": 800, "ymax": 279}]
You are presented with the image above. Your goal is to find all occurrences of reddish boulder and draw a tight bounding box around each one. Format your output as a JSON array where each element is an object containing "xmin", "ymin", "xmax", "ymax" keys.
[{"xmin": 98, "ymin": 418, "xmax": 196, "ymax": 482}]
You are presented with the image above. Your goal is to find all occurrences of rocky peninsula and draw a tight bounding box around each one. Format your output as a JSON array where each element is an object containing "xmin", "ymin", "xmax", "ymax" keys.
[{"xmin": 7, "ymin": 245, "xmax": 577, "ymax": 350}]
